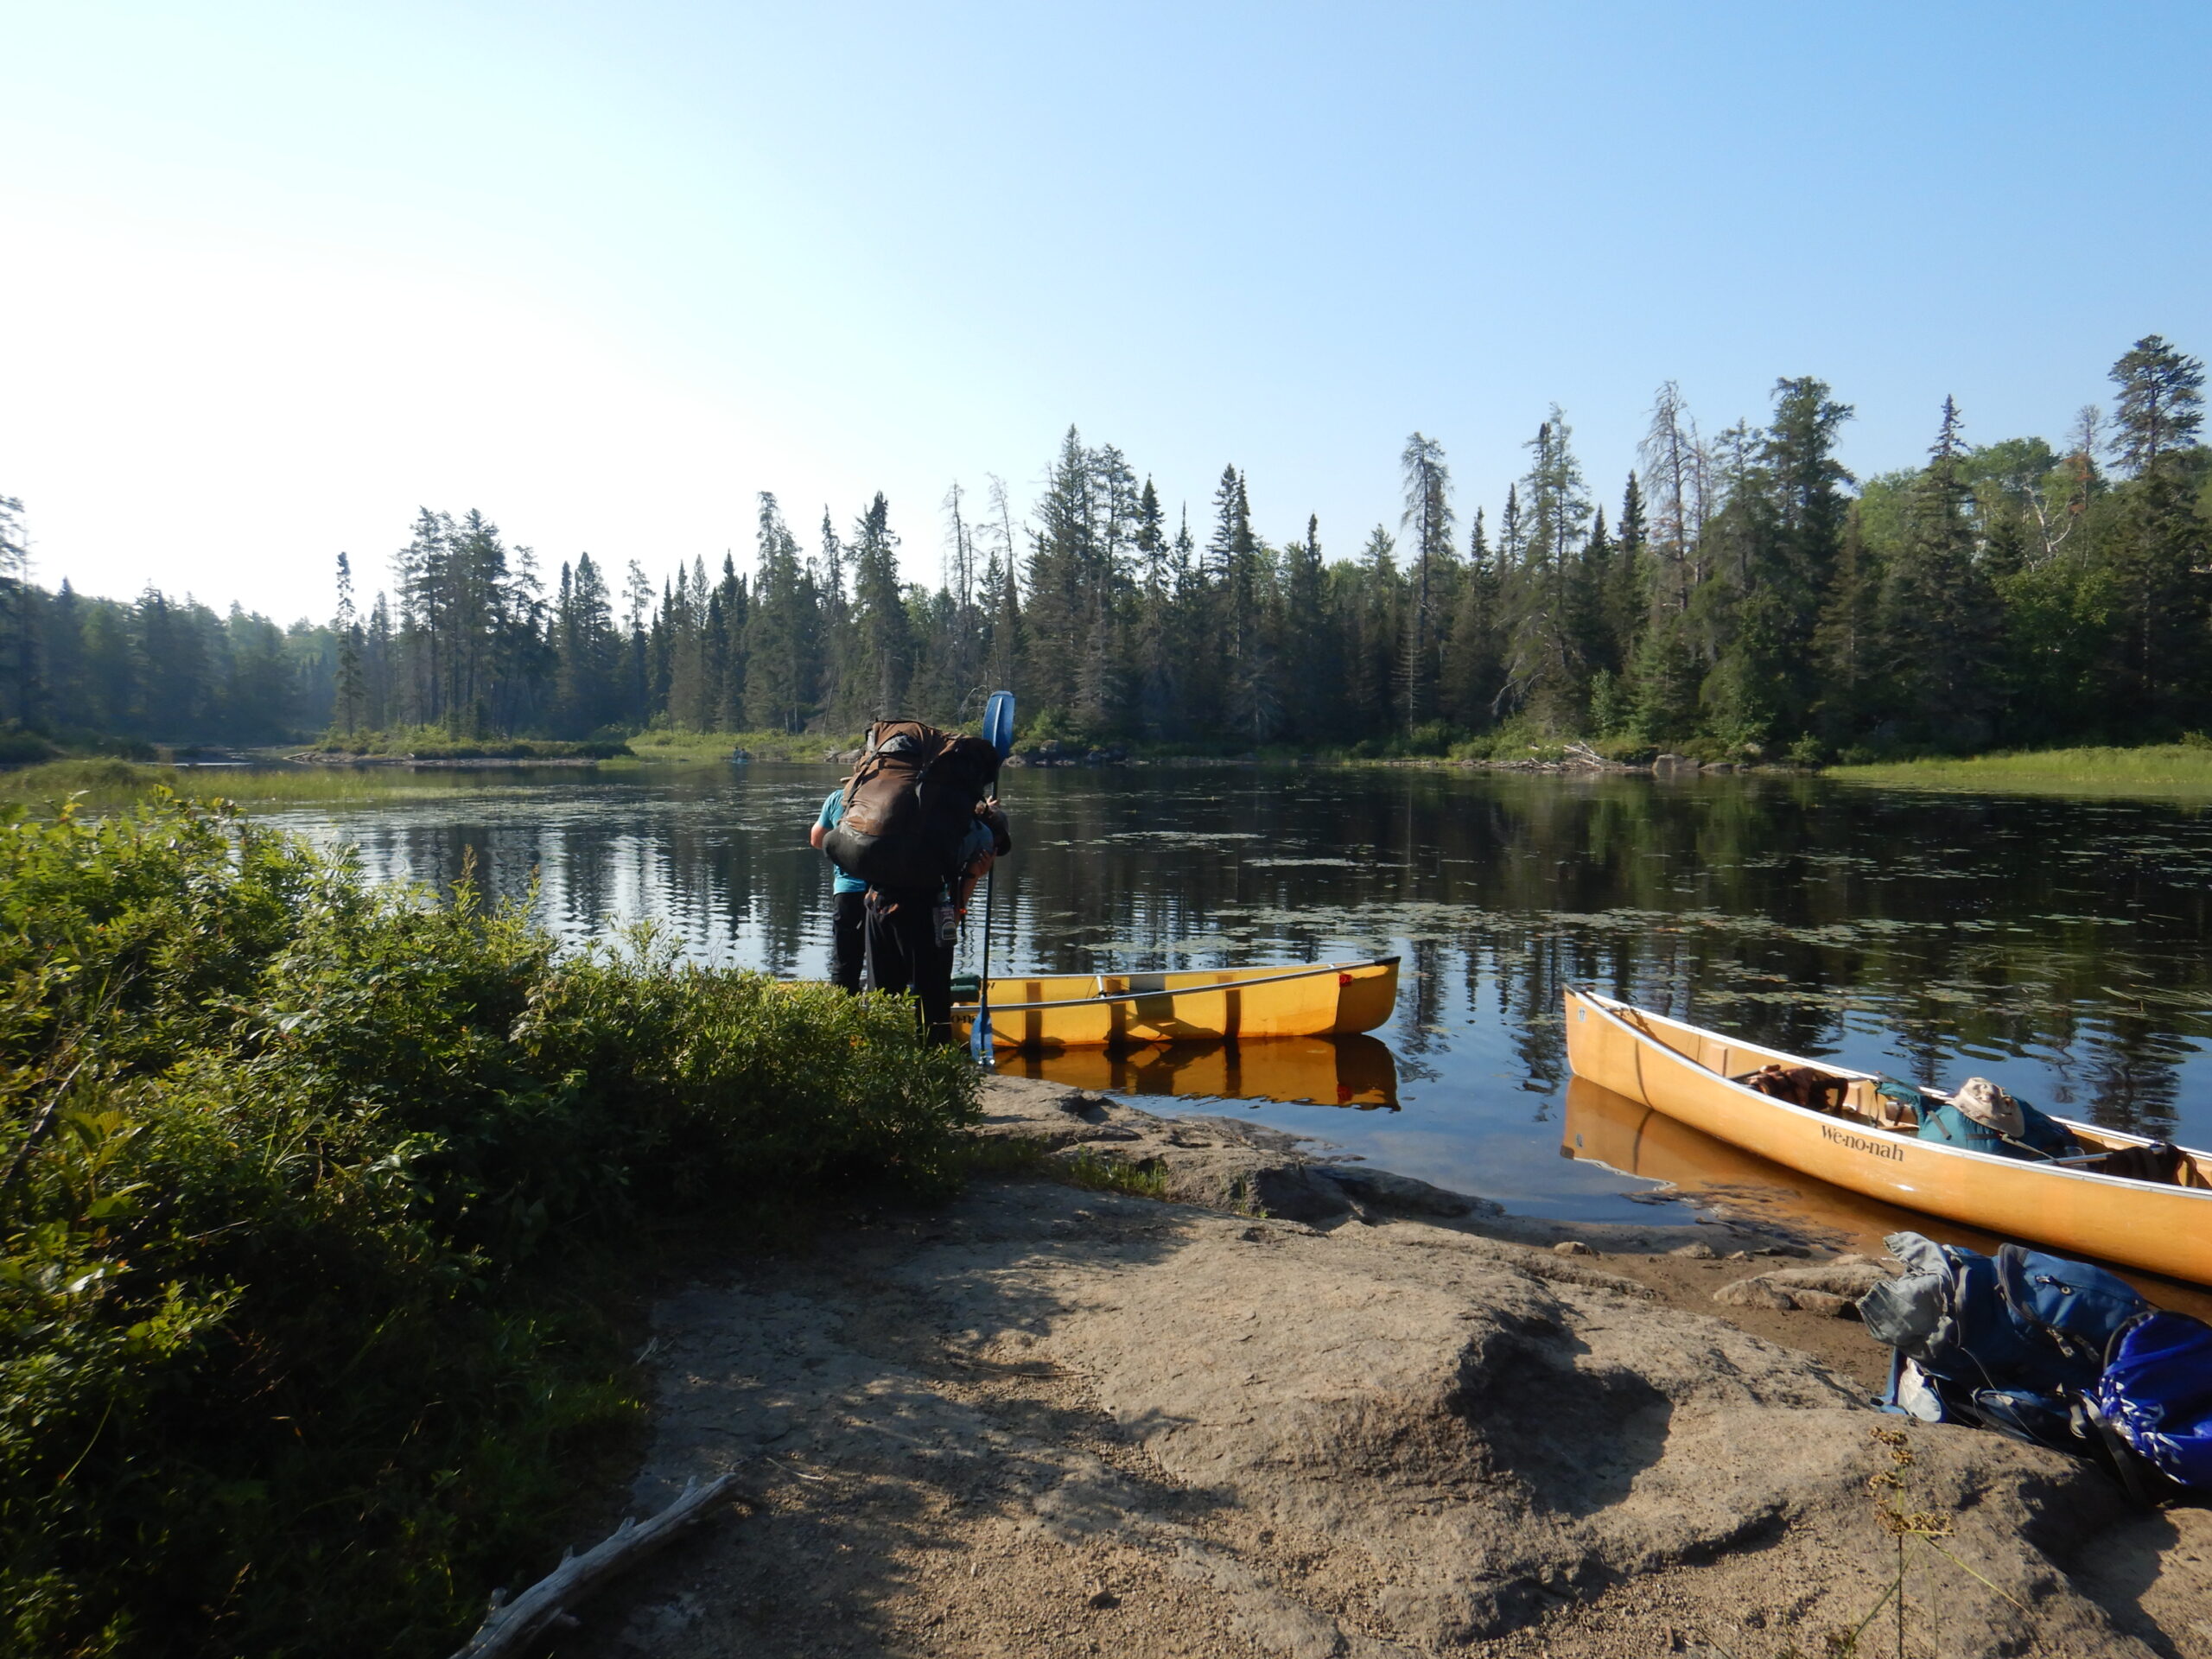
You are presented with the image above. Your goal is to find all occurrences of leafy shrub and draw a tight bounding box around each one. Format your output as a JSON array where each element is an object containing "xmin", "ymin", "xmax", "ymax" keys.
[
  {"xmin": 0, "ymin": 795, "xmax": 975, "ymax": 1657},
  {"xmin": 1399, "ymin": 721, "xmax": 1459, "ymax": 757},
  {"xmin": 0, "ymin": 728, "xmax": 59, "ymax": 767},
  {"xmin": 1589, "ymin": 736, "xmax": 1658, "ymax": 764}
]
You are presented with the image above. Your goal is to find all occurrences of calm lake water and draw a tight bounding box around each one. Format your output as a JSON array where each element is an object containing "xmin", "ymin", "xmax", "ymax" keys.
[{"xmin": 260, "ymin": 764, "xmax": 2212, "ymax": 1234}]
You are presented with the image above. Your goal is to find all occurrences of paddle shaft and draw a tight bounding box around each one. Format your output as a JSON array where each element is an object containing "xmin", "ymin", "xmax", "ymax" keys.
[
  {"xmin": 972, "ymin": 690, "xmax": 1015, "ymax": 1065},
  {"xmin": 970, "ymin": 782, "xmax": 1004, "ymax": 1065},
  {"xmin": 973, "ymin": 861, "xmax": 997, "ymax": 1062}
]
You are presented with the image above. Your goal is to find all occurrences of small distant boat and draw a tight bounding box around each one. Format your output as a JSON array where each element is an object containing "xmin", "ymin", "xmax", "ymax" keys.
[
  {"xmin": 952, "ymin": 957, "xmax": 1399, "ymax": 1051},
  {"xmin": 1563, "ymin": 987, "xmax": 2212, "ymax": 1286}
]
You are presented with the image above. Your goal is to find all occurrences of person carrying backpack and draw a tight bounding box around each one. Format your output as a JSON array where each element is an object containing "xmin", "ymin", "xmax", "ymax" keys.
[
  {"xmin": 821, "ymin": 720, "xmax": 1010, "ymax": 1046},
  {"xmin": 864, "ymin": 805, "xmax": 1001, "ymax": 1045},
  {"xmin": 807, "ymin": 788, "xmax": 868, "ymax": 992}
]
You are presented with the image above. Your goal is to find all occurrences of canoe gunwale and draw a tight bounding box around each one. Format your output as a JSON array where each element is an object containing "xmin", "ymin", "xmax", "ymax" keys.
[
  {"xmin": 1568, "ymin": 985, "xmax": 2212, "ymax": 1199},
  {"xmin": 951, "ymin": 957, "xmax": 1398, "ymax": 1017}
]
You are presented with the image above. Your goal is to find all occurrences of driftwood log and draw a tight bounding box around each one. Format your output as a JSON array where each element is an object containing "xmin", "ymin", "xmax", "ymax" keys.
[{"xmin": 448, "ymin": 1473, "xmax": 736, "ymax": 1659}]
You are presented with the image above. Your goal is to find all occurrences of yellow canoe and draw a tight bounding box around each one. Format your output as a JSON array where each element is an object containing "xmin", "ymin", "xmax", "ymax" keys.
[
  {"xmin": 951, "ymin": 957, "xmax": 1399, "ymax": 1051},
  {"xmin": 1563, "ymin": 987, "xmax": 2212, "ymax": 1286},
  {"xmin": 995, "ymin": 1033, "xmax": 1398, "ymax": 1107}
]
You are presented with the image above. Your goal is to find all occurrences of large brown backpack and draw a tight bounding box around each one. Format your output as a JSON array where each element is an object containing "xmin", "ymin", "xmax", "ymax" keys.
[{"xmin": 823, "ymin": 719, "xmax": 1001, "ymax": 894}]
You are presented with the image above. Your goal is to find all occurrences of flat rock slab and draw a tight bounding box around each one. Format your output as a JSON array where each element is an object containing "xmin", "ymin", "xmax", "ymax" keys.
[{"xmin": 552, "ymin": 1123, "xmax": 2201, "ymax": 1658}]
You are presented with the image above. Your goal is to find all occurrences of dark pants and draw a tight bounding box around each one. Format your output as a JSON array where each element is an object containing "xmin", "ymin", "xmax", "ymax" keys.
[
  {"xmin": 864, "ymin": 889, "xmax": 955, "ymax": 1045},
  {"xmin": 830, "ymin": 889, "xmax": 866, "ymax": 992}
]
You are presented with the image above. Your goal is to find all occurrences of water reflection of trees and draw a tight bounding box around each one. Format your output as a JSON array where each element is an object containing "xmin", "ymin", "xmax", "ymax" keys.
[
  {"xmin": 992, "ymin": 769, "xmax": 2211, "ymax": 1138},
  {"xmin": 301, "ymin": 767, "xmax": 2210, "ymax": 1141}
]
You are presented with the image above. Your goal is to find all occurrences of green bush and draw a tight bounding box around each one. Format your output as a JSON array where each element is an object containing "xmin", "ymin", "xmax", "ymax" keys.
[
  {"xmin": 0, "ymin": 795, "xmax": 976, "ymax": 1657},
  {"xmin": 0, "ymin": 728, "xmax": 59, "ymax": 767}
]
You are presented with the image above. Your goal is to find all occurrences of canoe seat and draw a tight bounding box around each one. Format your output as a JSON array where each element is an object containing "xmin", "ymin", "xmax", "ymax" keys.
[{"xmin": 2075, "ymin": 1141, "xmax": 2187, "ymax": 1185}]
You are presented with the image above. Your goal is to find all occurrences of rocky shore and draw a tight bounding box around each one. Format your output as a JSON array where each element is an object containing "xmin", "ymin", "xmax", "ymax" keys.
[{"xmin": 559, "ymin": 1077, "xmax": 2210, "ymax": 1658}]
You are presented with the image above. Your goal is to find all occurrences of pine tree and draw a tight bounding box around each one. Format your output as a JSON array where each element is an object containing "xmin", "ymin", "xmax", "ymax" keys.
[
  {"xmin": 43, "ymin": 581, "xmax": 85, "ymax": 731},
  {"xmin": 1606, "ymin": 473, "xmax": 1649, "ymax": 674},
  {"xmin": 1022, "ymin": 429, "xmax": 1094, "ymax": 723},
  {"xmin": 1810, "ymin": 502, "xmax": 1879, "ymax": 743},
  {"xmin": 984, "ymin": 536, "xmax": 1023, "ymax": 703},
  {"xmin": 1875, "ymin": 397, "xmax": 2000, "ymax": 746},
  {"xmin": 1637, "ymin": 382, "xmax": 1700, "ymax": 614},
  {"xmin": 554, "ymin": 553, "xmax": 620, "ymax": 735},
  {"xmin": 938, "ymin": 482, "xmax": 983, "ymax": 715},
  {"xmin": 1504, "ymin": 412, "xmax": 1592, "ymax": 733},
  {"xmin": 2107, "ymin": 335, "xmax": 2206, "ymax": 478},
  {"xmin": 2106, "ymin": 461, "xmax": 2211, "ymax": 726},
  {"xmin": 847, "ymin": 493, "xmax": 911, "ymax": 720},
  {"xmin": 1210, "ymin": 470, "xmax": 1275, "ymax": 741},
  {"xmin": 1714, "ymin": 376, "xmax": 1854, "ymax": 744},
  {"xmin": 1131, "ymin": 478, "xmax": 1178, "ymax": 736},
  {"xmin": 1498, "ymin": 486, "xmax": 1524, "ymax": 565},
  {"xmin": 2097, "ymin": 336, "xmax": 2209, "ymax": 724},
  {"xmin": 1082, "ymin": 445, "xmax": 1138, "ymax": 731},
  {"xmin": 1342, "ymin": 526, "xmax": 1400, "ymax": 736},
  {"xmin": 744, "ymin": 495, "xmax": 817, "ymax": 733},
  {"xmin": 1440, "ymin": 508, "xmax": 1500, "ymax": 728},
  {"xmin": 1568, "ymin": 508, "xmax": 1618, "ymax": 728},
  {"xmin": 663, "ymin": 560, "xmax": 706, "ymax": 729},
  {"xmin": 0, "ymin": 493, "xmax": 37, "ymax": 728},
  {"xmin": 80, "ymin": 598, "xmax": 136, "ymax": 734},
  {"xmin": 365, "ymin": 592, "xmax": 395, "ymax": 729},
  {"xmin": 715, "ymin": 555, "xmax": 747, "ymax": 729},
  {"xmin": 1625, "ymin": 610, "xmax": 1701, "ymax": 743},
  {"xmin": 1396, "ymin": 433, "xmax": 1453, "ymax": 730},
  {"xmin": 1280, "ymin": 513, "xmax": 1332, "ymax": 732},
  {"xmin": 333, "ymin": 551, "xmax": 365, "ymax": 733},
  {"xmin": 135, "ymin": 588, "xmax": 208, "ymax": 737}
]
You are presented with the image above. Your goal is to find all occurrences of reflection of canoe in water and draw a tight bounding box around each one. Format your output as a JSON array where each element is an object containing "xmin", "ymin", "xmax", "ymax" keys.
[
  {"xmin": 998, "ymin": 1034, "xmax": 1399, "ymax": 1108},
  {"xmin": 1562, "ymin": 1074, "xmax": 2212, "ymax": 1318},
  {"xmin": 1564, "ymin": 988, "xmax": 2212, "ymax": 1286},
  {"xmin": 1561, "ymin": 1075, "xmax": 2013, "ymax": 1256},
  {"xmin": 951, "ymin": 957, "xmax": 1399, "ymax": 1050}
]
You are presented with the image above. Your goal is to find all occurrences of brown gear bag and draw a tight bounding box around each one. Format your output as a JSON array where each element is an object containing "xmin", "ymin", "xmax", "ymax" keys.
[{"xmin": 823, "ymin": 719, "xmax": 1002, "ymax": 895}]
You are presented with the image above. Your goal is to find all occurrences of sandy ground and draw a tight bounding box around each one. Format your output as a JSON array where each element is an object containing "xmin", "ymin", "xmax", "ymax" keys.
[{"xmin": 536, "ymin": 1078, "xmax": 2212, "ymax": 1659}]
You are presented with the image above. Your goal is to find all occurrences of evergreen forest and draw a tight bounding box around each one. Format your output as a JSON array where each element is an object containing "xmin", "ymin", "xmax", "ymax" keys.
[{"xmin": 1, "ymin": 334, "xmax": 2205, "ymax": 761}]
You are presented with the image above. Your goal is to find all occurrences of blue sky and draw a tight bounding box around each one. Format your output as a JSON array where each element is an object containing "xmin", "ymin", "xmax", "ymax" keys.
[{"xmin": 3, "ymin": 1, "xmax": 2207, "ymax": 621}]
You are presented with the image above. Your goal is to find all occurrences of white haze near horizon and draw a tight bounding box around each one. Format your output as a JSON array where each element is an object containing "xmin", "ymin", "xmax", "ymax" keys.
[{"xmin": 2, "ymin": 1, "xmax": 2207, "ymax": 626}]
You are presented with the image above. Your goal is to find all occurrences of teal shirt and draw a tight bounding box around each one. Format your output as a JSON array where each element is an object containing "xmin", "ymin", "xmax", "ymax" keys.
[
  {"xmin": 817, "ymin": 791, "xmax": 866, "ymax": 894},
  {"xmin": 817, "ymin": 790, "xmax": 995, "ymax": 896}
]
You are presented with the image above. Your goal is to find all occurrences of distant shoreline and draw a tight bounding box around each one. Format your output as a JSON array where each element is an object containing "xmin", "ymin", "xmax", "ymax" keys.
[{"xmin": 8, "ymin": 739, "xmax": 2212, "ymax": 810}]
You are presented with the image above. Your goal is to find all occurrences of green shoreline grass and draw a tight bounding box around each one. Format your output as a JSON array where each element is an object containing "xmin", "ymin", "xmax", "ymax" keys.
[
  {"xmin": 1826, "ymin": 742, "xmax": 2212, "ymax": 797},
  {"xmin": 614, "ymin": 728, "xmax": 864, "ymax": 765},
  {"xmin": 0, "ymin": 760, "xmax": 555, "ymax": 810},
  {"xmin": 17, "ymin": 738, "xmax": 2212, "ymax": 811}
]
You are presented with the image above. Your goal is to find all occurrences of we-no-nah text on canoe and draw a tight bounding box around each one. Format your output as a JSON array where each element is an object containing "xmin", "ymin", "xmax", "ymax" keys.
[{"xmin": 1820, "ymin": 1123, "xmax": 1906, "ymax": 1162}]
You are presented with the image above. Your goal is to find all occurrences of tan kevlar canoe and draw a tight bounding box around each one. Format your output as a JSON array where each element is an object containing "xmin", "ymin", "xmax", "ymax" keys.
[{"xmin": 1564, "ymin": 987, "xmax": 2212, "ymax": 1286}]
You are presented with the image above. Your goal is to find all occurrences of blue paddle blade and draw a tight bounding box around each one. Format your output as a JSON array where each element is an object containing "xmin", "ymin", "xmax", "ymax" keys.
[{"xmin": 982, "ymin": 690, "xmax": 1016, "ymax": 759}]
